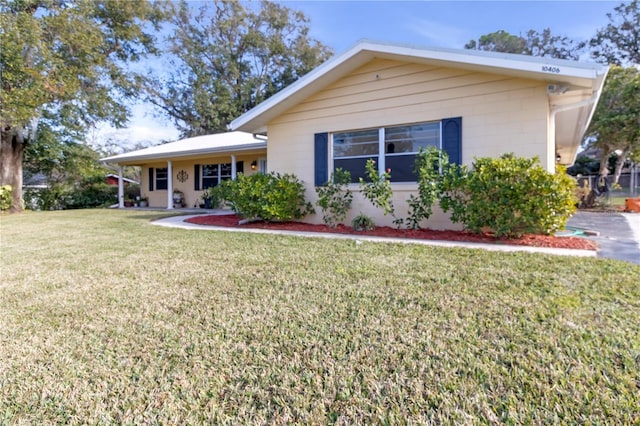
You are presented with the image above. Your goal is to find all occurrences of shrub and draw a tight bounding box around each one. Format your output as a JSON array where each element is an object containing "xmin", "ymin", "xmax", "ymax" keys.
[
  {"xmin": 315, "ymin": 168, "xmax": 353, "ymax": 227},
  {"xmin": 204, "ymin": 186, "xmax": 224, "ymax": 209},
  {"xmin": 0, "ymin": 185, "xmax": 12, "ymax": 211},
  {"xmin": 352, "ymin": 213, "xmax": 375, "ymax": 231},
  {"xmin": 217, "ymin": 172, "xmax": 314, "ymax": 221},
  {"xmin": 65, "ymin": 176, "xmax": 118, "ymax": 209},
  {"xmin": 359, "ymin": 159, "xmax": 403, "ymax": 227},
  {"xmin": 440, "ymin": 154, "xmax": 577, "ymax": 238},
  {"xmin": 405, "ymin": 147, "xmax": 448, "ymax": 229}
]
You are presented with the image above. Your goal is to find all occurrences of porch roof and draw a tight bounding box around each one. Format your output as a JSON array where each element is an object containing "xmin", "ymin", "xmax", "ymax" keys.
[{"xmin": 101, "ymin": 131, "xmax": 267, "ymax": 166}]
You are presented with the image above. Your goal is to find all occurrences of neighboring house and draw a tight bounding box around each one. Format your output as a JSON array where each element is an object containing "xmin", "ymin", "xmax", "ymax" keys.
[
  {"xmin": 106, "ymin": 174, "xmax": 139, "ymax": 187},
  {"xmin": 101, "ymin": 132, "xmax": 267, "ymax": 208},
  {"xmin": 103, "ymin": 41, "xmax": 608, "ymax": 229},
  {"xmin": 229, "ymin": 41, "xmax": 608, "ymax": 228}
]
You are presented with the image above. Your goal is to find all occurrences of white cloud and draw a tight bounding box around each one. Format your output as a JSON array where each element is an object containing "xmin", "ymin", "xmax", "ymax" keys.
[{"xmin": 92, "ymin": 120, "xmax": 180, "ymax": 154}]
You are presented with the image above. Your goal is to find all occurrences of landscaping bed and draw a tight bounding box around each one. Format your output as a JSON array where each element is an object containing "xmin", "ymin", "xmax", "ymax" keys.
[{"xmin": 185, "ymin": 214, "xmax": 598, "ymax": 250}]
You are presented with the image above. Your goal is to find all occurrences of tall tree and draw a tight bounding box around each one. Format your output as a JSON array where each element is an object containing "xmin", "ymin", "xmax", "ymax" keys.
[
  {"xmin": 465, "ymin": 29, "xmax": 583, "ymax": 60},
  {"xmin": 0, "ymin": 0, "xmax": 165, "ymax": 212},
  {"xmin": 590, "ymin": 0, "xmax": 640, "ymax": 66},
  {"xmin": 144, "ymin": 0, "xmax": 332, "ymax": 137},
  {"xmin": 465, "ymin": 30, "xmax": 527, "ymax": 54},
  {"xmin": 586, "ymin": 66, "xmax": 640, "ymax": 181}
]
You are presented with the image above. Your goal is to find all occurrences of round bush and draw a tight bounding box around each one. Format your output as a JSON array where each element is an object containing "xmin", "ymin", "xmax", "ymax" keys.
[{"xmin": 440, "ymin": 154, "xmax": 577, "ymax": 238}]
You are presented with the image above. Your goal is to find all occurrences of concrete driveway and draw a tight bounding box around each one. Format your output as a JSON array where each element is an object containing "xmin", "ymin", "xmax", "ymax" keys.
[{"xmin": 567, "ymin": 211, "xmax": 640, "ymax": 265}]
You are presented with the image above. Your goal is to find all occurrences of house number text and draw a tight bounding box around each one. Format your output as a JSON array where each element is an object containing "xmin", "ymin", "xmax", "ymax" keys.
[{"xmin": 542, "ymin": 66, "xmax": 561, "ymax": 74}]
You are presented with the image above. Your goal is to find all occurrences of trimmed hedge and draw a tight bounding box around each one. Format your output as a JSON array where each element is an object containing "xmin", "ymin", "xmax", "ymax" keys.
[
  {"xmin": 439, "ymin": 154, "xmax": 577, "ymax": 238},
  {"xmin": 214, "ymin": 172, "xmax": 314, "ymax": 222}
]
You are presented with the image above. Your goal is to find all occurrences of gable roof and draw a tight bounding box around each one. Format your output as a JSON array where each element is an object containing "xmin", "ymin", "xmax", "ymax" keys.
[
  {"xmin": 101, "ymin": 131, "xmax": 267, "ymax": 165},
  {"xmin": 230, "ymin": 40, "xmax": 608, "ymax": 136}
]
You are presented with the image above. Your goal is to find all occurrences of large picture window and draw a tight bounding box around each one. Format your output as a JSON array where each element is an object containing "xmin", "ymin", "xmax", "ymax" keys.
[{"xmin": 332, "ymin": 121, "xmax": 441, "ymax": 183}]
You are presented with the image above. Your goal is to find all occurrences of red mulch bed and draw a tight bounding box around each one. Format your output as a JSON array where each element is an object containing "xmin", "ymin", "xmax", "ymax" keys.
[{"xmin": 185, "ymin": 214, "xmax": 598, "ymax": 251}]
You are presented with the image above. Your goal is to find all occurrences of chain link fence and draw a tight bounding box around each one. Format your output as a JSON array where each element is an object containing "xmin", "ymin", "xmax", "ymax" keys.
[{"xmin": 575, "ymin": 170, "xmax": 640, "ymax": 198}]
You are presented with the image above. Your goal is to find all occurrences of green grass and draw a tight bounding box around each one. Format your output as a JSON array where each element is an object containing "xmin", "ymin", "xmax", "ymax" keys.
[{"xmin": 1, "ymin": 209, "xmax": 639, "ymax": 424}]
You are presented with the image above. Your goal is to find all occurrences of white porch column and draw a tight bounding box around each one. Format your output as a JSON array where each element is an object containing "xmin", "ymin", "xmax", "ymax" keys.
[
  {"xmin": 231, "ymin": 154, "xmax": 237, "ymax": 180},
  {"xmin": 167, "ymin": 160, "xmax": 173, "ymax": 209},
  {"xmin": 118, "ymin": 166, "xmax": 124, "ymax": 208}
]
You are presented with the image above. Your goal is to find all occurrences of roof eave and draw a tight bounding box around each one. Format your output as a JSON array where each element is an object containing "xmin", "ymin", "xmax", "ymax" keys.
[
  {"xmin": 101, "ymin": 142, "xmax": 267, "ymax": 165},
  {"xmin": 230, "ymin": 40, "xmax": 608, "ymax": 133}
]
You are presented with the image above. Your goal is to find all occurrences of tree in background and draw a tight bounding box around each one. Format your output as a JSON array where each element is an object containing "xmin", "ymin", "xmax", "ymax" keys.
[
  {"xmin": 0, "ymin": 0, "xmax": 166, "ymax": 212},
  {"xmin": 465, "ymin": 28, "xmax": 584, "ymax": 60},
  {"xmin": 585, "ymin": 1, "xmax": 640, "ymax": 180},
  {"xmin": 22, "ymin": 122, "xmax": 120, "ymax": 210},
  {"xmin": 585, "ymin": 66, "xmax": 640, "ymax": 182},
  {"xmin": 143, "ymin": 0, "xmax": 332, "ymax": 137},
  {"xmin": 590, "ymin": 0, "xmax": 639, "ymax": 66}
]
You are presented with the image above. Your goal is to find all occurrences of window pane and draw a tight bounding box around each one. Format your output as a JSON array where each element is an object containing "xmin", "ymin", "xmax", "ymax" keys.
[
  {"xmin": 385, "ymin": 155, "xmax": 417, "ymax": 182},
  {"xmin": 202, "ymin": 164, "xmax": 218, "ymax": 177},
  {"xmin": 156, "ymin": 168, "xmax": 168, "ymax": 190},
  {"xmin": 333, "ymin": 129, "xmax": 379, "ymax": 158},
  {"xmin": 220, "ymin": 163, "xmax": 232, "ymax": 177},
  {"xmin": 385, "ymin": 122, "xmax": 440, "ymax": 154},
  {"xmin": 202, "ymin": 178, "xmax": 217, "ymax": 189},
  {"xmin": 334, "ymin": 157, "xmax": 376, "ymax": 183}
]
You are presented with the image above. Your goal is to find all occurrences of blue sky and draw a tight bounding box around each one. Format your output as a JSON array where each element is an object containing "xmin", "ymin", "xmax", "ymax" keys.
[
  {"xmin": 100, "ymin": 0, "xmax": 619, "ymax": 150},
  {"xmin": 285, "ymin": 0, "xmax": 617, "ymax": 53}
]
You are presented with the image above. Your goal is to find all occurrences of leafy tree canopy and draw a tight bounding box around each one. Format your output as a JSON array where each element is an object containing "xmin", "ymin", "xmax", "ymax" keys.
[
  {"xmin": 0, "ymin": 0, "xmax": 166, "ymax": 212},
  {"xmin": 590, "ymin": 0, "xmax": 640, "ymax": 65},
  {"xmin": 465, "ymin": 28, "xmax": 584, "ymax": 60},
  {"xmin": 143, "ymin": 0, "xmax": 333, "ymax": 137},
  {"xmin": 586, "ymin": 65, "xmax": 640, "ymax": 176}
]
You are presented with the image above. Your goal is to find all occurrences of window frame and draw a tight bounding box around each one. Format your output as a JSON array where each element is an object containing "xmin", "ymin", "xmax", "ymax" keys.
[
  {"xmin": 331, "ymin": 121, "xmax": 443, "ymax": 183},
  {"xmin": 200, "ymin": 162, "xmax": 233, "ymax": 189}
]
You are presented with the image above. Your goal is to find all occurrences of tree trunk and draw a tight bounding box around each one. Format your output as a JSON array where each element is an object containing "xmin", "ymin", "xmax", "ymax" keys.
[
  {"xmin": 599, "ymin": 146, "xmax": 611, "ymax": 175},
  {"xmin": 0, "ymin": 127, "xmax": 27, "ymax": 213},
  {"xmin": 613, "ymin": 147, "xmax": 630, "ymax": 185}
]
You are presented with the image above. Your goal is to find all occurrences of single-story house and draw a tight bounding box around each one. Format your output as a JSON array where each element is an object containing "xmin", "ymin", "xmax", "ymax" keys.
[
  {"xmin": 103, "ymin": 41, "xmax": 608, "ymax": 229},
  {"xmin": 101, "ymin": 132, "xmax": 267, "ymax": 208}
]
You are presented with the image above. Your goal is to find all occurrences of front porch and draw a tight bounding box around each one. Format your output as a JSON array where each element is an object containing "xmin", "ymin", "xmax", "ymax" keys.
[{"xmin": 100, "ymin": 131, "xmax": 268, "ymax": 210}]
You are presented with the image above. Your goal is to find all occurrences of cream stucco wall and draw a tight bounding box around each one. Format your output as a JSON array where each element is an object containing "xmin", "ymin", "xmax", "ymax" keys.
[
  {"xmin": 265, "ymin": 58, "xmax": 552, "ymax": 228},
  {"xmin": 139, "ymin": 153, "xmax": 265, "ymax": 208}
]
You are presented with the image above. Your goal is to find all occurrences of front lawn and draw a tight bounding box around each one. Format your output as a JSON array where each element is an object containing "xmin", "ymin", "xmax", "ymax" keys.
[{"xmin": 1, "ymin": 210, "xmax": 638, "ymax": 424}]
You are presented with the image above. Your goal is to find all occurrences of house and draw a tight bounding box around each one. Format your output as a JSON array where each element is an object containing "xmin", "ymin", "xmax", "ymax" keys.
[
  {"xmin": 229, "ymin": 40, "xmax": 608, "ymax": 228},
  {"xmin": 106, "ymin": 174, "xmax": 139, "ymax": 187},
  {"xmin": 103, "ymin": 41, "xmax": 607, "ymax": 229},
  {"xmin": 101, "ymin": 132, "xmax": 267, "ymax": 208}
]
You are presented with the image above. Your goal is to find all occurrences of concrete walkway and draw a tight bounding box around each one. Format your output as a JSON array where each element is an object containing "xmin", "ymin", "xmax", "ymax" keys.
[
  {"xmin": 152, "ymin": 214, "xmax": 597, "ymax": 258},
  {"xmin": 567, "ymin": 211, "xmax": 640, "ymax": 265}
]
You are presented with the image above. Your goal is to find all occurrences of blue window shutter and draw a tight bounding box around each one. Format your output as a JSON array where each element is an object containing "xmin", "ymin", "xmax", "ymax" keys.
[
  {"xmin": 148, "ymin": 168, "xmax": 154, "ymax": 191},
  {"xmin": 442, "ymin": 117, "xmax": 462, "ymax": 165},
  {"xmin": 314, "ymin": 133, "xmax": 329, "ymax": 186},
  {"xmin": 236, "ymin": 161, "xmax": 244, "ymax": 174},
  {"xmin": 194, "ymin": 165, "xmax": 200, "ymax": 190}
]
